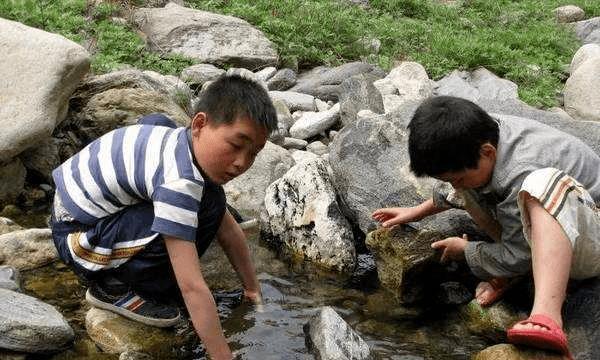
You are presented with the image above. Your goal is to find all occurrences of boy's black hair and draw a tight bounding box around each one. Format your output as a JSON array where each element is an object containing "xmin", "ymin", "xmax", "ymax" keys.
[
  {"xmin": 408, "ymin": 96, "xmax": 499, "ymax": 177},
  {"xmin": 194, "ymin": 73, "xmax": 277, "ymax": 133}
]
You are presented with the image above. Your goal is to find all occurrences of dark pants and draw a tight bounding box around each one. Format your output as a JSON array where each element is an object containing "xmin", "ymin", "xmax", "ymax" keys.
[{"xmin": 51, "ymin": 113, "xmax": 227, "ymax": 301}]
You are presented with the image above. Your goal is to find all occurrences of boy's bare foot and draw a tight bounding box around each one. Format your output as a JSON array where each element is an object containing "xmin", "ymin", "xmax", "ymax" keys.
[{"xmin": 475, "ymin": 278, "xmax": 510, "ymax": 307}]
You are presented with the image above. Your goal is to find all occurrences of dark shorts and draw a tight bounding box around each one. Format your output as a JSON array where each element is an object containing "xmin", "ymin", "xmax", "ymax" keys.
[{"xmin": 51, "ymin": 113, "xmax": 227, "ymax": 300}]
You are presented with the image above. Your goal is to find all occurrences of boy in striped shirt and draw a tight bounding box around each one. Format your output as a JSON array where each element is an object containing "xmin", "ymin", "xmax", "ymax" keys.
[
  {"xmin": 51, "ymin": 72, "xmax": 276, "ymax": 360},
  {"xmin": 372, "ymin": 96, "xmax": 600, "ymax": 357}
]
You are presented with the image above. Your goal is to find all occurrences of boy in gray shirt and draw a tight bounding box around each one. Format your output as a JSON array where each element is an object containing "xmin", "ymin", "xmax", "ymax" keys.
[{"xmin": 373, "ymin": 96, "xmax": 600, "ymax": 357}]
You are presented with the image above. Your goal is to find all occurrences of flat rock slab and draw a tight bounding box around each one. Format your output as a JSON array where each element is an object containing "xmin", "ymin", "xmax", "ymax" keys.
[
  {"xmin": 132, "ymin": 3, "xmax": 278, "ymax": 68},
  {"xmin": 85, "ymin": 308, "xmax": 184, "ymax": 355},
  {"xmin": 0, "ymin": 18, "xmax": 90, "ymax": 162},
  {"xmin": 0, "ymin": 288, "xmax": 74, "ymax": 353},
  {"xmin": 304, "ymin": 306, "xmax": 371, "ymax": 360}
]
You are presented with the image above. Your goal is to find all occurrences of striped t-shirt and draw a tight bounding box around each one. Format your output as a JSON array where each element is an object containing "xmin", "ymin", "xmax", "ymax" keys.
[{"xmin": 52, "ymin": 124, "xmax": 205, "ymax": 242}]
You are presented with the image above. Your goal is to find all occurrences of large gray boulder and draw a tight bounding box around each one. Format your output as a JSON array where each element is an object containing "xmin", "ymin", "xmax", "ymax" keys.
[
  {"xmin": 339, "ymin": 73, "xmax": 384, "ymax": 126},
  {"xmin": 564, "ymin": 56, "xmax": 600, "ymax": 122},
  {"xmin": 571, "ymin": 16, "xmax": 600, "ymax": 45},
  {"xmin": 132, "ymin": 3, "xmax": 278, "ymax": 68},
  {"xmin": 261, "ymin": 158, "xmax": 356, "ymax": 272},
  {"xmin": 434, "ymin": 67, "xmax": 519, "ymax": 104},
  {"xmin": 290, "ymin": 62, "xmax": 385, "ymax": 102},
  {"xmin": 224, "ymin": 141, "xmax": 294, "ymax": 217},
  {"xmin": 0, "ymin": 288, "xmax": 74, "ymax": 353},
  {"xmin": 304, "ymin": 306, "xmax": 371, "ymax": 360},
  {"xmin": 0, "ymin": 18, "xmax": 90, "ymax": 163},
  {"xmin": 328, "ymin": 104, "xmax": 427, "ymax": 235}
]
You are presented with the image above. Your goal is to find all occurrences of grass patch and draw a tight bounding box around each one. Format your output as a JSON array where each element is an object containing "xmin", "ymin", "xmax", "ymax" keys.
[
  {"xmin": 187, "ymin": 0, "xmax": 600, "ymax": 107},
  {"xmin": 1, "ymin": 0, "xmax": 599, "ymax": 107}
]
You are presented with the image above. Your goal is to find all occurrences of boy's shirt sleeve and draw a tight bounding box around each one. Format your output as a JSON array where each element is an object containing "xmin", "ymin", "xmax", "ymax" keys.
[
  {"xmin": 463, "ymin": 186, "xmax": 532, "ymax": 279},
  {"xmin": 150, "ymin": 178, "xmax": 204, "ymax": 242}
]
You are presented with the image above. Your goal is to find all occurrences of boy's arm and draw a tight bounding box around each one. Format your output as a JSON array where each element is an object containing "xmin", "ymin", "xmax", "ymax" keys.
[
  {"xmin": 372, "ymin": 198, "xmax": 447, "ymax": 227},
  {"xmin": 216, "ymin": 209, "xmax": 261, "ymax": 303},
  {"xmin": 164, "ymin": 236, "xmax": 233, "ymax": 360}
]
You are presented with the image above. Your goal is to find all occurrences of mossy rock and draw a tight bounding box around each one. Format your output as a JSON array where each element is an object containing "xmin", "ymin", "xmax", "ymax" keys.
[
  {"xmin": 474, "ymin": 343, "xmax": 568, "ymax": 360},
  {"xmin": 459, "ymin": 300, "xmax": 525, "ymax": 342}
]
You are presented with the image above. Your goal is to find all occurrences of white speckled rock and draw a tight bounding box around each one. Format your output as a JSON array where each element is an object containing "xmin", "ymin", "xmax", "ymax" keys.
[
  {"xmin": 305, "ymin": 306, "xmax": 371, "ymax": 360},
  {"xmin": 0, "ymin": 288, "xmax": 74, "ymax": 353}
]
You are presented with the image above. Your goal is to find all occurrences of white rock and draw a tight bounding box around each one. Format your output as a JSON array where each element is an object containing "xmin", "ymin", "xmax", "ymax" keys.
[
  {"xmin": 254, "ymin": 66, "xmax": 277, "ymax": 81},
  {"xmin": 306, "ymin": 141, "xmax": 329, "ymax": 156},
  {"xmin": 570, "ymin": 44, "xmax": 600, "ymax": 74},
  {"xmin": 283, "ymin": 137, "xmax": 308, "ymax": 150},
  {"xmin": 270, "ymin": 91, "xmax": 317, "ymax": 112},
  {"xmin": 0, "ymin": 229, "xmax": 57, "ymax": 270},
  {"xmin": 553, "ymin": 5, "xmax": 585, "ymax": 23},
  {"xmin": 289, "ymin": 103, "xmax": 341, "ymax": 140},
  {"xmin": 564, "ymin": 59, "xmax": 600, "ymax": 122}
]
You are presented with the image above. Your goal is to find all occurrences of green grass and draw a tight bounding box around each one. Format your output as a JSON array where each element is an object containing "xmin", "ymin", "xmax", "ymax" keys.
[
  {"xmin": 1, "ymin": 0, "xmax": 599, "ymax": 107},
  {"xmin": 187, "ymin": 0, "xmax": 600, "ymax": 107}
]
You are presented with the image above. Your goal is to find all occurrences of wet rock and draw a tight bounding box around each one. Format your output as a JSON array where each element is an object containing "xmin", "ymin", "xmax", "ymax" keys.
[
  {"xmin": 180, "ymin": 63, "xmax": 225, "ymax": 87},
  {"xmin": 269, "ymin": 91, "xmax": 317, "ymax": 112},
  {"xmin": 564, "ymin": 56, "xmax": 600, "ymax": 122},
  {"xmin": 571, "ymin": 16, "xmax": 600, "ymax": 45},
  {"xmin": 0, "ymin": 228, "xmax": 57, "ymax": 270},
  {"xmin": 0, "ymin": 159, "xmax": 26, "ymax": 206},
  {"xmin": 459, "ymin": 300, "xmax": 524, "ymax": 343},
  {"xmin": 0, "ymin": 288, "xmax": 74, "ymax": 353},
  {"xmin": 290, "ymin": 62, "xmax": 385, "ymax": 102},
  {"xmin": 0, "ymin": 18, "xmax": 90, "ymax": 163},
  {"xmin": 339, "ymin": 73, "xmax": 384, "ymax": 126},
  {"xmin": 85, "ymin": 307, "xmax": 184, "ymax": 355},
  {"xmin": 132, "ymin": 3, "xmax": 278, "ymax": 68},
  {"xmin": 563, "ymin": 277, "xmax": 600, "ymax": 359},
  {"xmin": 363, "ymin": 291, "xmax": 423, "ymax": 320},
  {"xmin": 267, "ymin": 68, "xmax": 297, "ymax": 91},
  {"xmin": 224, "ymin": 141, "xmax": 294, "ymax": 217},
  {"xmin": 570, "ymin": 44, "xmax": 600, "ymax": 74},
  {"xmin": 119, "ymin": 351, "xmax": 154, "ymax": 360},
  {"xmin": 474, "ymin": 343, "xmax": 566, "ymax": 360},
  {"xmin": 304, "ymin": 306, "xmax": 371, "ymax": 360},
  {"xmin": 261, "ymin": 158, "xmax": 356, "ymax": 272},
  {"xmin": 0, "ymin": 266, "xmax": 21, "ymax": 292},
  {"xmin": 0, "ymin": 351, "xmax": 27, "ymax": 360},
  {"xmin": 437, "ymin": 281, "xmax": 471, "ymax": 305},
  {"xmin": 289, "ymin": 103, "xmax": 340, "ymax": 140},
  {"xmin": 435, "ymin": 67, "xmax": 519, "ymax": 104},
  {"xmin": 553, "ymin": 5, "xmax": 585, "ymax": 23}
]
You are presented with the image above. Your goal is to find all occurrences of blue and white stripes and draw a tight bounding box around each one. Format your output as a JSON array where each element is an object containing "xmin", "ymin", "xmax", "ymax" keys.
[{"xmin": 53, "ymin": 124, "xmax": 205, "ymax": 242}]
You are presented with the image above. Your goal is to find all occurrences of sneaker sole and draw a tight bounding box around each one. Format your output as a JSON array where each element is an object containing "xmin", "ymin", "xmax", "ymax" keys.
[
  {"xmin": 85, "ymin": 289, "xmax": 181, "ymax": 328},
  {"xmin": 239, "ymin": 218, "xmax": 258, "ymax": 230}
]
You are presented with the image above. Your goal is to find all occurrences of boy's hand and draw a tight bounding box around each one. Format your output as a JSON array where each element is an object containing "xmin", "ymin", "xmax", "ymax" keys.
[
  {"xmin": 431, "ymin": 234, "xmax": 468, "ymax": 262},
  {"xmin": 243, "ymin": 287, "xmax": 264, "ymax": 313},
  {"xmin": 372, "ymin": 207, "xmax": 419, "ymax": 228}
]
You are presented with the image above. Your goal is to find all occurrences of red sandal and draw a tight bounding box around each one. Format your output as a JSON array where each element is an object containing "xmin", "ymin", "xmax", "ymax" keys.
[{"xmin": 507, "ymin": 314, "xmax": 573, "ymax": 359}]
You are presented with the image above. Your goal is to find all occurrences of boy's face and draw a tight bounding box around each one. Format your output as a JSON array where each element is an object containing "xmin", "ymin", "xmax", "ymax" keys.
[
  {"xmin": 191, "ymin": 113, "xmax": 268, "ymax": 185},
  {"xmin": 435, "ymin": 143, "xmax": 496, "ymax": 190}
]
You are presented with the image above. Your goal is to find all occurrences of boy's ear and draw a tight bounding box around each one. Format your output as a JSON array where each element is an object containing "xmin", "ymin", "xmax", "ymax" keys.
[
  {"xmin": 191, "ymin": 112, "xmax": 208, "ymax": 134},
  {"xmin": 480, "ymin": 142, "xmax": 497, "ymax": 159}
]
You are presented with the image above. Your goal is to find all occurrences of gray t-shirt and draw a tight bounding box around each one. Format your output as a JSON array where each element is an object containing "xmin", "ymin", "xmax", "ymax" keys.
[{"xmin": 434, "ymin": 115, "xmax": 600, "ymax": 279}]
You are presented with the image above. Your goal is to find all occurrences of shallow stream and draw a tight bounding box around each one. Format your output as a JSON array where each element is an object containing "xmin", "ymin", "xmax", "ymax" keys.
[{"xmin": 18, "ymin": 224, "xmax": 492, "ymax": 359}]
